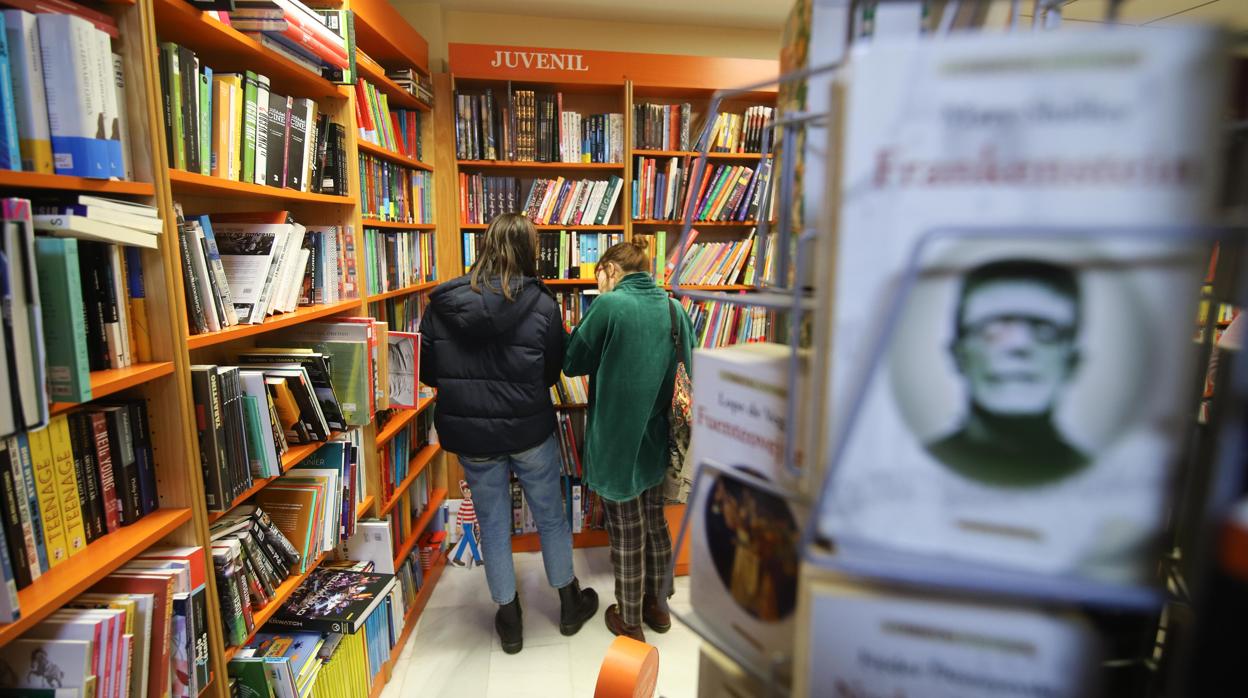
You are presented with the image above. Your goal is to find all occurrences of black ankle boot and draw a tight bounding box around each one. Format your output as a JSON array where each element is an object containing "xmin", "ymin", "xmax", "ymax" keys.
[
  {"xmin": 495, "ymin": 594, "xmax": 523, "ymax": 654},
  {"xmin": 557, "ymin": 577, "xmax": 599, "ymax": 636}
]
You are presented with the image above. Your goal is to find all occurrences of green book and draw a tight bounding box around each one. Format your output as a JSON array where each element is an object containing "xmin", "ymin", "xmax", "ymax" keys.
[
  {"xmin": 161, "ymin": 42, "xmax": 186, "ymax": 170},
  {"xmin": 559, "ymin": 229, "xmax": 568, "ymax": 279},
  {"xmin": 199, "ymin": 64, "xmax": 212, "ymax": 175},
  {"xmin": 240, "ymin": 395, "xmax": 277, "ymax": 477},
  {"xmin": 228, "ymin": 657, "xmax": 276, "ymax": 698},
  {"xmin": 655, "ymin": 230, "xmax": 666, "ymax": 282},
  {"xmin": 242, "ymin": 71, "xmax": 259, "ymax": 183},
  {"xmin": 33, "ymin": 238, "xmax": 90, "ymax": 403},
  {"xmin": 697, "ymin": 166, "xmax": 733, "ymax": 221},
  {"xmin": 280, "ymin": 323, "xmax": 370, "ymax": 427}
]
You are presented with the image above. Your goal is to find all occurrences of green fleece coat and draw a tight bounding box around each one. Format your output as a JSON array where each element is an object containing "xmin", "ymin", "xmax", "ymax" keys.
[{"xmin": 564, "ymin": 273, "xmax": 694, "ymax": 502}]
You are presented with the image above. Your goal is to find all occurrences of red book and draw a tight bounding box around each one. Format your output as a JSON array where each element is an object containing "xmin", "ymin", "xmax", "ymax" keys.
[
  {"xmin": 136, "ymin": 546, "xmax": 208, "ymax": 590},
  {"xmin": 91, "ymin": 573, "xmax": 174, "ymax": 698},
  {"xmin": 86, "ymin": 412, "xmax": 121, "ymax": 533}
]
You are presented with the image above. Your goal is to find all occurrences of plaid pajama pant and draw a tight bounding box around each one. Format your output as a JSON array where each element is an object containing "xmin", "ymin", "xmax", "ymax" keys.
[{"xmin": 601, "ymin": 483, "xmax": 673, "ymax": 627}]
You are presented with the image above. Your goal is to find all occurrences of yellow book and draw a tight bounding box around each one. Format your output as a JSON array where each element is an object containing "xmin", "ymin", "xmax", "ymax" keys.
[
  {"xmin": 49, "ymin": 414, "xmax": 88, "ymax": 556},
  {"xmin": 28, "ymin": 424, "xmax": 68, "ymax": 567}
]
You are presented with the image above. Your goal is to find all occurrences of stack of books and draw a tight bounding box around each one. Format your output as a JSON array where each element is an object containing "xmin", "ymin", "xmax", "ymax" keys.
[
  {"xmin": 633, "ymin": 102, "xmax": 694, "ymax": 152},
  {"xmin": 457, "ymin": 173, "xmax": 520, "ymax": 225},
  {"xmin": 0, "ymin": 7, "xmax": 134, "ymax": 179},
  {"xmin": 1, "ymin": 546, "xmax": 212, "ymax": 698},
  {"xmin": 454, "ymin": 88, "xmax": 623, "ymax": 163},
  {"xmin": 224, "ymin": 0, "xmax": 350, "ymax": 78},
  {"xmin": 384, "ymin": 67, "xmax": 433, "ymax": 107},
  {"xmin": 359, "ymin": 156, "xmax": 432, "ymax": 223},
  {"xmin": 705, "ymin": 106, "xmax": 775, "ymax": 153},
  {"xmin": 521, "ymin": 176, "xmax": 624, "ymax": 225},
  {"xmin": 364, "ymin": 228, "xmax": 436, "ymax": 295},
  {"xmin": 551, "ymin": 289, "xmax": 598, "ymax": 329},
  {"xmin": 157, "ymin": 45, "xmax": 349, "ymax": 194},
  {"xmin": 355, "ymin": 79, "xmax": 424, "ymax": 159},
  {"xmin": 0, "ymin": 406, "xmax": 162, "ymax": 619},
  {"xmin": 634, "ymin": 157, "xmax": 772, "ymax": 223},
  {"xmin": 210, "ymin": 506, "xmax": 304, "ymax": 646},
  {"xmin": 378, "ymin": 413, "xmax": 431, "ymax": 504},
  {"xmin": 176, "ymin": 208, "xmax": 355, "ymax": 335},
  {"xmin": 535, "ymin": 230, "xmax": 624, "ymax": 280},
  {"xmin": 679, "ymin": 296, "xmax": 769, "ymax": 348}
]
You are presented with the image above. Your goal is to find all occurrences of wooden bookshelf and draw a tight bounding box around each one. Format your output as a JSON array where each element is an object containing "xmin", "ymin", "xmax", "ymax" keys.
[
  {"xmin": 375, "ymin": 403, "xmax": 420, "ymax": 447},
  {"xmin": 366, "ymin": 280, "xmax": 439, "ymax": 302},
  {"xmin": 223, "ymin": 551, "xmax": 331, "ymax": 660},
  {"xmin": 632, "ymin": 149, "xmax": 771, "ymax": 160},
  {"xmin": 392, "ymin": 488, "xmax": 448, "ymax": 570},
  {"xmin": 168, "ymin": 170, "xmax": 354, "ymax": 205},
  {"xmin": 185, "ymin": 299, "xmax": 361, "ymax": 349},
  {"xmin": 368, "ymin": 552, "xmax": 447, "ymax": 698},
  {"xmin": 49, "ymin": 362, "xmax": 176, "ymax": 416},
  {"xmin": 357, "ymin": 496, "xmax": 376, "ymax": 521},
  {"xmin": 379, "ymin": 444, "xmax": 442, "ymax": 515},
  {"xmin": 362, "ymin": 218, "xmax": 437, "ymax": 230},
  {"xmin": 511, "ymin": 529, "xmax": 610, "ymax": 552},
  {"xmin": 461, "ymin": 223, "xmax": 624, "ymax": 231},
  {"xmin": 631, "ymin": 219, "xmax": 763, "ymax": 227},
  {"xmin": 357, "ymin": 139, "xmax": 434, "ymax": 171},
  {"xmin": 348, "ymin": 0, "xmax": 430, "ymax": 76},
  {"xmin": 456, "ymin": 160, "xmax": 624, "ymax": 171},
  {"xmin": 0, "ymin": 509, "xmax": 193, "ymax": 645},
  {"xmin": 0, "ymin": 170, "xmax": 156, "ymax": 195}
]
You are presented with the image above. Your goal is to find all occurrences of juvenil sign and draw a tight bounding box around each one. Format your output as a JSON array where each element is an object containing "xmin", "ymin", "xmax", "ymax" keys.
[{"xmin": 449, "ymin": 43, "xmax": 778, "ymax": 91}]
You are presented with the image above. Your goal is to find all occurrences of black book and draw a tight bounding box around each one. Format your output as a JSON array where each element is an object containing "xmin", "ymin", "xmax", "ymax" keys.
[
  {"xmin": 90, "ymin": 406, "xmax": 140, "ymax": 525},
  {"xmin": 268, "ymin": 568, "xmax": 397, "ymax": 633},
  {"xmin": 179, "ymin": 46, "xmax": 199, "ymax": 174},
  {"xmin": 244, "ymin": 506, "xmax": 301, "ymax": 569},
  {"xmin": 0, "ymin": 440, "xmax": 31, "ymax": 589},
  {"xmin": 266, "ymin": 91, "xmax": 290, "ymax": 188},
  {"xmin": 67, "ymin": 413, "xmax": 105, "ymax": 542},
  {"xmin": 191, "ymin": 366, "xmax": 229, "ymax": 511},
  {"xmin": 237, "ymin": 352, "xmax": 346, "ymax": 432},
  {"xmin": 217, "ymin": 367, "xmax": 249, "ymax": 501},
  {"xmin": 331, "ymin": 123, "xmax": 347, "ymax": 196},
  {"xmin": 286, "ymin": 98, "xmax": 312, "ymax": 192},
  {"xmin": 212, "ymin": 545, "xmax": 248, "ymax": 643},
  {"xmin": 113, "ymin": 400, "xmax": 158, "ymax": 516},
  {"xmin": 159, "ymin": 44, "xmax": 175, "ymax": 167},
  {"xmin": 311, "ymin": 113, "xmax": 329, "ymax": 194},
  {"xmin": 176, "ymin": 208, "xmax": 209, "ymax": 335},
  {"xmin": 231, "ymin": 531, "xmax": 277, "ymax": 598},
  {"xmin": 75, "ymin": 241, "xmax": 109, "ymax": 370}
]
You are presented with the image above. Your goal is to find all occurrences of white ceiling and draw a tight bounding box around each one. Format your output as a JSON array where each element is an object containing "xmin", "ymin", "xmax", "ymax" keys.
[{"xmin": 414, "ymin": 0, "xmax": 793, "ymax": 29}]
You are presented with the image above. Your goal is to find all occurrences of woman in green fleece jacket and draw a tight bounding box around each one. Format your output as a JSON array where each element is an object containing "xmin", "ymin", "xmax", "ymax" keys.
[{"xmin": 564, "ymin": 239, "xmax": 693, "ymax": 642}]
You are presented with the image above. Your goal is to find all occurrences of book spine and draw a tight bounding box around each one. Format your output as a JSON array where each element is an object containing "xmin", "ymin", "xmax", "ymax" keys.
[
  {"xmin": 38, "ymin": 14, "xmax": 107, "ymax": 177},
  {"xmin": 3, "ymin": 10, "xmax": 51, "ymax": 173},
  {"xmin": 0, "ymin": 13, "xmax": 25, "ymax": 170},
  {"xmin": 6, "ymin": 435, "xmax": 40, "ymax": 580},
  {"xmin": 265, "ymin": 90, "xmax": 286, "ymax": 187},
  {"xmin": 33, "ymin": 237, "xmax": 91, "ymax": 402},
  {"xmin": 253, "ymin": 75, "xmax": 270, "ymax": 186},
  {"xmin": 179, "ymin": 46, "xmax": 197, "ymax": 173},
  {"xmin": 26, "ymin": 427, "xmax": 63, "ymax": 571},
  {"xmin": 127, "ymin": 400, "xmax": 157, "ymax": 515},
  {"xmin": 107, "ymin": 407, "xmax": 141, "ymax": 524},
  {"xmin": 68, "ymin": 413, "xmax": 104, "ymax": 540},
  {"xmin": 176, "ymin": 219, "xmax": 208, "ymax": 336},
  {"xmin": 191, "ymin": 368, "xmax": 227, "ymax": 510},
  {"xmin": 12, "ymin": 434, "xmax": 47, "ymax": 572},
  {"xmin": 286, "ymin": 98, "xmax": 310, "ymax": 191},
  {"xmin": 48, "ymin": 416, "xmax": 86, "ymax": 554},
  {"xmin": 122, "ymin": 247, "xmax": 151, "ymax": 363},
  {"xmin": 0, "ymin": 443, "xmax": 31, "ymax": 587},
  {"xmin": 87, "ymin": 411, "xmax": 120, "ymax": 532}
]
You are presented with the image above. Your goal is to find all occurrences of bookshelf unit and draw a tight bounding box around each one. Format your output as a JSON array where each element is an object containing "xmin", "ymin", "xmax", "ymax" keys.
[{"xmin": 0, "ymin": 2, "xmax": 451, "ymax": 696}]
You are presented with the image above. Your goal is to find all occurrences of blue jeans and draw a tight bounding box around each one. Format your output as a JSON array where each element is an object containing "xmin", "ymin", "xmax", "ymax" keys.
[{"xmin": 457, "ymin": 432, "xmax": 575, "ymax": 604}]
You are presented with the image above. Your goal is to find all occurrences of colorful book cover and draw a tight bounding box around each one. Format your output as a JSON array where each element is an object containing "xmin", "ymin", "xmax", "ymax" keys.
[
  {"xmin": 34, "ymin": 237, "xmax": 91, "ymax": 402},
  {"xmin": 47, "ymin": 415, "xmax": 86, "ymax": 556},
  {"xmin": 2, "ymin": 10, "xmax": 50, "ymax": 173},
  {"xmin": 269, "ymin": 568, "xmax": 396, "ymax": 634},
  {"xmin": 25, "ymin": 426, "xmax": 66, "ymax": 568}
]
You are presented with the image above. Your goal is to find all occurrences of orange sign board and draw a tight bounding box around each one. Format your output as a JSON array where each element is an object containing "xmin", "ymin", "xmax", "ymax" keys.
[{"xmin": 448, "ymin": 43, "xmax": 778, "ymax": 93}]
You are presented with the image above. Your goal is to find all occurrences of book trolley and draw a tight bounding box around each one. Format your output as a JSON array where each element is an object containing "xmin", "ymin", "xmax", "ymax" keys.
[{"xmin": 660, "ymin": 5, "xmax": 1248, "ymax": 697}]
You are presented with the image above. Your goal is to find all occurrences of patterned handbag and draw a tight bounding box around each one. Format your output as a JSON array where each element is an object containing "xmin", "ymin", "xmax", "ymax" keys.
[{"xmin": 664, "ymin": 299, "xmax": 693, "ymax": 503}]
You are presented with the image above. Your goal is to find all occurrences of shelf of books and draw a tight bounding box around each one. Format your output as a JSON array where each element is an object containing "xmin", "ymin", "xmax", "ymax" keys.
[
  {"xmin": 392, "ymin": 488, "xmax": 448, "ymax": 570},
  {"xmin": 367, "ymin": 550, "xmax": 447, "ymax": 698},
  {"xmin": 380, "ymin": 444, "xmax": 441, "ymax": 516},
  {"xmin": 0, "ymin": 170, "xmax": 158, "ymax": 196}
]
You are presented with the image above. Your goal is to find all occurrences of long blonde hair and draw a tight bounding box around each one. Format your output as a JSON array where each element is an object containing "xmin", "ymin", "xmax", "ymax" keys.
[{"xmin": 469, "ymin": 213, "xmax": 539, "ymax": 301}]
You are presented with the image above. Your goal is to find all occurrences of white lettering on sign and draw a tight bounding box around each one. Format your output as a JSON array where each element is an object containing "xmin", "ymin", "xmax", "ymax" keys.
[{"xmin": 489, "ymin": 50, "xmax": 589, "ymax": 72}]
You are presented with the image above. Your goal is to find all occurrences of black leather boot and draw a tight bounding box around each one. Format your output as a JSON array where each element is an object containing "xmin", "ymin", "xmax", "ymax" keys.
[
  {"xmin": 495, "ymin": 594, "xmax": 523, "ymax": 654},
  {"xmin": 557, "ymin": 577, "xmax": 599, "ymax": 636}
]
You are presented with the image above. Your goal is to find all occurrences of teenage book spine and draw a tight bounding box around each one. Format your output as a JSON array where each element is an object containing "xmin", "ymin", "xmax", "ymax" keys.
[
  {"xmin": 48, "ymin": 416, "xmax": 87, "ymax": 555},
  {"xmin": 26, "ymin": 427, "xmax": 63, "ymax": 569}
]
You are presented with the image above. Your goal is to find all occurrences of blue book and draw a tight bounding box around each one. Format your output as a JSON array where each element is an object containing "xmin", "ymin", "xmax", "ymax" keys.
[{"xmin": 0, "ymin": 14, "xmax": 22, "ymax": 170}]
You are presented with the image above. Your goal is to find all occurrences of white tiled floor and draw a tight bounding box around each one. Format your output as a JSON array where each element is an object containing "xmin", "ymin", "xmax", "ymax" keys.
[{"xmin": 381, "ymin": 548, "xmax": 700, "ymax": 698}]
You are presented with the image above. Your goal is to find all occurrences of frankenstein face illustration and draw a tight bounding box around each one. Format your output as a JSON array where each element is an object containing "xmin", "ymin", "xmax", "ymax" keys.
[{"xmin": 927, "ymin": 259, "xmax": 1090, "ymax": 486}]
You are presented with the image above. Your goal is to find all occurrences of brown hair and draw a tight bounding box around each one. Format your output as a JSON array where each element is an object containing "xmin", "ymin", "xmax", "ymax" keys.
[
  {"xmin": 469, "ymin": 213, "xmax": 539, "ymax": 301},
  {"xmin": 598, "ymin": 238, "xmax": 651, "ymax": 275}
]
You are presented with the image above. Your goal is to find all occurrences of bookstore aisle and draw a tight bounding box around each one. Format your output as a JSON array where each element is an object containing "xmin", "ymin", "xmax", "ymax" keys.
[{"xmin": 380, "ymin": 549, "xmax": 698, "ymax": 698}]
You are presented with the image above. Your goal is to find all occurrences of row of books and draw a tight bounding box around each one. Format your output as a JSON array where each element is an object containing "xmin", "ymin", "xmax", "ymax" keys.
[
  {"xmin": 378, "ymin": 411, "xmax": 432, "ymax": 505},
  {"xmin": 705, "ymin": 106, "xmax": 775, "ymax": 154},
  {"xmin": 633, "ymin": 102, "xmax": 693, "ymax": 153},
  {"xmin": 369, "ymin": 294, "xmax": 423, "ymax": 335},
  {"xmin": 176, "ymin": 208, "xmax": 355, "ymax": 335},
  {"xmin": 0, "ymin": 406, "xmax": 160, "ymax": 611},
  {"xmin": 359, "ymin": 155, "xmax": 433, "ymax": 223},
  {"xmin": 552, "ymin": 289, "xmax": 598, "ymax": 329},
  {"xmin": 384, "ymin": 66, "xmax": 433, "ymax": 107},
  {"xmin": 364, "ymin": 228, "xmax": 436, "ymax": 296},
  {"xmin": 457, "ymin": 173, "xmax": 521, "ymax": 225},
  {"xmin": 521, "ymin": 176, "xmax": 624, "ymax": 226},
  {"xmin": 550, "ymin": 373, "xmax": 589, "ymax": 406},
  {"xmin": 670, "ymin": 231, "xmax": 760, "ymax": 287},
  {"xmin": 509, "ymin": 477, "xmax": 605, "ymax": 536},
  {"xmin": 0, "ymin": 9, "xmax": 132, "ymax": 178},
  {"xmin": 224, "ymin": 1, "xmax": 351, "ymax": 77},
  {"xmin": 633, "ymin": 157, "xmax": 773, "ymax": 223},
  {"xmin": 453, "ymin": 87, "xmax": 623, "ymax": 163},
  {"xmin": 158, "ymin": 43, "xmax": 349, "ymax": 195},
  {"xmin": 680, "ymin": 296, "xmax": 770, "ymax": 348},
  {"xmin": 354, "ymin": 79, "xmax": 424, "ymax": 160},
  {"xmin": 536, "ymin": 230, "xmax": 625, "ymax": 280},
  {"xmin": 2, "ymin": 546, "xmax": 211, "ymax": 698},
  {"xmin": 387, "ymin": 471, "xmax": 432, "ymax": 559}
]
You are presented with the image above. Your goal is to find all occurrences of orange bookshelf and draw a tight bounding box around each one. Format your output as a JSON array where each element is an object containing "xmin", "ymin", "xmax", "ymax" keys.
[
  {"xmin": 169, "ymin": 169, "xmax": 353, "ymax": 205},
  {"xmin": 357, "ymin": 496, "xmax": 376, "ymax": 522},
  {"xmin": 379, "ymin": 444, "xmax": 442, "ymax": 515},
  {"xmin": 456, "ymin": 160, "xmax": 624, "ymax": 171},
  {"xmin": 392, "ymin": 488, "xmax": 448, "ymax": 570},
  {"xmin": 49, "ymin": 362, "xmax": 176, "ymax": 416},
  {"xmin": 362, "ymin": 218, "xmax": 437, "ymax": 230},
  {"xmin": 631, "ymin": 149, "xmax": 771, "ymax": 160},
  {"xmin": 186, "ymin": 299, "xmax": 361, "ymax": 349},
  {"xmin": 349, "ymin": 0, "xmax": 430, "ymax": 76},
  {"xmin": 367, "ymin": 553, "xmax": 447, "ymax": 698},
  {"xmin": 512, "ymin": 529, "xmax": 609, "ymax": 552},
  {"xmin": 357, "ymin": 139, "xmax": 433, "ymax": 171},
  {"xmin": 366, "ymin": 281, "xmax": 439, "ymax": 302},
  {"xmin": 461, "ymin": 223, "xmax": 623, "ymax": 231},
  {"xmin": 151, "ymin": 0, "xmax": 341, "ymax": 99},
  {"xmin": 0, "ymin": 170, "xmax": 155, "ymax": 196},
  {"xmin": 0, "ymin": 509, "xmax": 193, "ymax": 645},
  {"xmin": 357, "ymin": 60, "xmax": 429, "ymax": 112},
  {"xmin": 632, "ymin": 219, "xmax": 763, "ymax": 227},
  {"xmin": 375, "ymin": 396, "xmax": 434, "ymax": 447}
]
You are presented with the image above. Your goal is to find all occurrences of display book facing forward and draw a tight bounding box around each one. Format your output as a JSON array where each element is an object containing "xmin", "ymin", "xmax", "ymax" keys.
[
  {"xmin": 156, "ymin": 42, "xmax": 349, "ymax": 195},
  {"xmin": 633, "ymin": 156, "xmax": 773, "ymax": 223},
  {"xmin": 174, "ymin": 206, "xmax": 355, "ymax": 335},
  {"xmin": 455, "ymin": 87, "xmax": 624, "ymax": 163},
  {"xmin": 0, "ymin": 7, "xmax": 133, "ymax": 178},
  {"xmin": 802, "ymin": 24, "xmax": 1227, "ymax": 697},
  {"xmin": 0, "ymin": 403, "xmax": 161, "ymax": 620}
]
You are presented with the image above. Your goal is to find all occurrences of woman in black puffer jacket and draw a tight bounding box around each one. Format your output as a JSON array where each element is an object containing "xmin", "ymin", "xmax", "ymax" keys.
[{"xmin": 419, "ymin": 213, "xmax": 597, "ymax": 654}]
